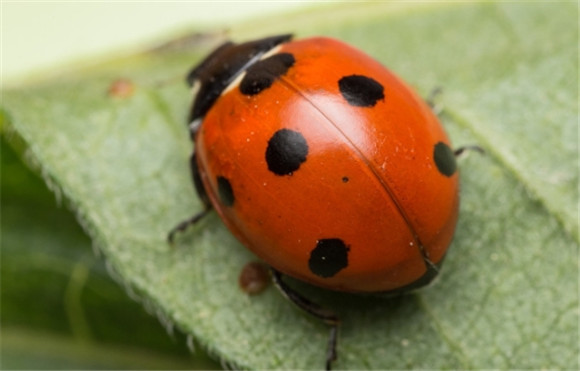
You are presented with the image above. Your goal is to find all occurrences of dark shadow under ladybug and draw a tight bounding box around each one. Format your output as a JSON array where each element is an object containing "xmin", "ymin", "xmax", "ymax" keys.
[{"xmin": 168, "ymin": 34, "xmax": 483, "ymax": 370}]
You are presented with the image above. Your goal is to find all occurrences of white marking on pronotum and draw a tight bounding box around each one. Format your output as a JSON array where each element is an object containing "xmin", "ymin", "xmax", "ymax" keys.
[
  {"xmin": 189, "ymin": 118, "xmax": 203, "ymax": 135},
  {"xmin": 190, "ymin": 79, "xmax": 201, "ymax": 99},
  {"xmin": 188, "ymin": 79, "xmax": 203, "ymax": 136},
  {"xmin": 221, "ymin": 44, "xmax": 284, "ymax": 95}
]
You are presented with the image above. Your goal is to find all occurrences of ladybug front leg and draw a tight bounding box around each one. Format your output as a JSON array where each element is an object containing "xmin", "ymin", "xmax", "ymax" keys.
[
  {"xmin": 167, "ymin": 208, "xmax": 211, "ymax": 244},
  {"xmin": 271, "ymin": 269, "xmax": 339, "ymax": 371},
  {"xmin": 167, "ymin": 151, "xmax": 213, "ymax": 244}
]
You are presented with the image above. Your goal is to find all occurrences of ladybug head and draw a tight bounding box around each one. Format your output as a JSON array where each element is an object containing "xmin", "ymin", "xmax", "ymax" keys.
[{"xmin": 186, "ymin": 34, "xmax": 293, "ymax": 126}]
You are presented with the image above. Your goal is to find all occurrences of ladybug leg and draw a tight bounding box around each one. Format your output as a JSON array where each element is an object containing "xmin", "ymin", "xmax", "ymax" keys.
[
  {"xmin": 425, "ymin": 86, "xmax": 444, "ymax": 116},
  {"xmin": 426, "ymin": 89, "xmax": 485, "ymax": 158},
  {"xmin": 189, "ymin": 151, "xmax": 212, "ymax": 208},
  {"xmin": 167, "ymin": 152, "xmax": 213, "ymax": 244},
  {"xmin": 271, "ymin": 269, "xmax": 339, "ymax": 371},
  {"xmin": 454, "ymin": 145, "xmax": 485, "ymax": 157},
  {"xmin": 167, "ymin": 208, "xmax": 211, "ymax": 244}
]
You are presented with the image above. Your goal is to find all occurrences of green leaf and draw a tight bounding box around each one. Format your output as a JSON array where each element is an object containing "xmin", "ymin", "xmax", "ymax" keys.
[
  {"xmin": 2, "ymin": 2, "xmax": 578, "ymax": 369},
  {"xmin": 1, "ymin": 135, "xmax": 220, "ymax": 369},
  {"xmin": 2, "ymin": 327, "xmax": 207, "ymax": 370}
]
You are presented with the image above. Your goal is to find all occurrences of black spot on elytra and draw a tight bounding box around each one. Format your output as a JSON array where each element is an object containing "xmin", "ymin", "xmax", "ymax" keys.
[
  {"xmin": 265, "ymin": 129, "xmax": 308, "ymax": 176},
  {"xmin": 433, "ymin": 142, "xmax": 457, "ymax": 177},
  {"xmin": 217, "ymin": 176, "xmax": 235, "ymax": 206},
  {"xmin": 338, "ymin": 74, "xmax": 384, "ymax": 107},
  {"xmin": 240, "ymin": 53, "xmax": 295, "ymax": 96},
  {"xmin": 309, "ymin": 239, "xmax": 350, "ymax": 278},
  {"xmin": 342, "ymin": 176, "xmax": 349, "ymax": 183}
]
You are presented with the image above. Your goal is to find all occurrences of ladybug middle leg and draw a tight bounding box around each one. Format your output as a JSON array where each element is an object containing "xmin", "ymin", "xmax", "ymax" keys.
[
  {"xmin": 167, "ymin": 152, "xmax": 212, "ymax": 244},
  {"xmin": 271, "ymin": 269, "xmax": 340, "ymax": 371},
  {"xmin": 454, "ymin": 145, "xmax": 485, "ymax": 157},
  {"xmin": 424, "ymin": 88, "xmax": 485, "ymax": 158}
]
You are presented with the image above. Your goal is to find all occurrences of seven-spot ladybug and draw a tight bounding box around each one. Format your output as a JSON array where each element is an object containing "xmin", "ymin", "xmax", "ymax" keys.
[{"xmin": 169, "ymin": 34, "xmax": 477, "ymax": 370}]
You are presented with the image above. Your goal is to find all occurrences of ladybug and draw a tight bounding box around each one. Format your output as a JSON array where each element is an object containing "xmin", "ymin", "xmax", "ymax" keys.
[{"xmin": 170, "ymin": 34, "xmax": 473, "ymax": 370}]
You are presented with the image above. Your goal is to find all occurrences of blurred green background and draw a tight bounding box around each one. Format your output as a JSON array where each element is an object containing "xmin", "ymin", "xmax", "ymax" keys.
[
  {"xmin": 2, "ymin": 2, "xmax": 311, "ymax": 83},
  {"xmin": 2, "ymin": 2, "xmax": 310, "ymax": 369}
]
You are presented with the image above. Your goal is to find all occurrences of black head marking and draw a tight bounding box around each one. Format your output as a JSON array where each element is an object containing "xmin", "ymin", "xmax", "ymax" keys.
[
  {"xmin": 186, "ymin": 34, "xmax": 293, "ymax": 122},
  {"xmin": 265, "ymin": 129, "xmax": 308, "ymax": 176},
  {"xmin": 433, "ymin": 142, "xmax": 457, "ymax": 177},
  {"xmin": 217, "ymin": 176, "xmax": 235, "ymax": 207},
  {"xmin": 240, "ymin": 53, "xmax": 295, "ymax": 96},
  {"xmin": 338, "ymin": 74, "xmax": 385, "ymax": 107},
  {"xmin": 309, "ymin": 239, "xmax": 350, "ymax": 278}
]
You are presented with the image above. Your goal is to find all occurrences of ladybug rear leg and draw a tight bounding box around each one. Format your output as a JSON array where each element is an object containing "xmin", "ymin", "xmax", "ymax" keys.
[
  {"xmin": 271, "ymin": 269, "xmax": 339, "ymax": 371},
  {"xmin": 167, "ymin": 152, "xmax": 212, "ymax": 244}
]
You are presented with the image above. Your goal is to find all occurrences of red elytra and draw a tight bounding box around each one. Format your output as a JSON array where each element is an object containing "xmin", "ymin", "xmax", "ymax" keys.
[
  {"xmin": 170, "ymin": 34, "xmax": 464, "ymax": 370},
  {"xmin": 189, "ymin": 36, "xmax": 458, "ymax": 293}
]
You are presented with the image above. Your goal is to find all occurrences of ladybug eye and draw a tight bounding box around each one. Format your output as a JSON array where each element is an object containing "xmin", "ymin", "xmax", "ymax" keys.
[{"xmin": 338, "ymin": 74, "xmax": 385, "ymax": 107}]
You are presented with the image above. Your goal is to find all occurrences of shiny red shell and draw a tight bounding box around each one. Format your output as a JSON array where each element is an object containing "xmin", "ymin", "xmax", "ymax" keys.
[{"xmin": 193, "ymin": 37, "xmax": 459, "ymax": 293}]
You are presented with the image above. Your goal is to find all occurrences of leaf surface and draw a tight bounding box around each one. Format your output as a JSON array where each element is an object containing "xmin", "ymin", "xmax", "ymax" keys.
[{"xmin": 2, "ymin": 3, "xmax": 578, "ymax": 369}]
